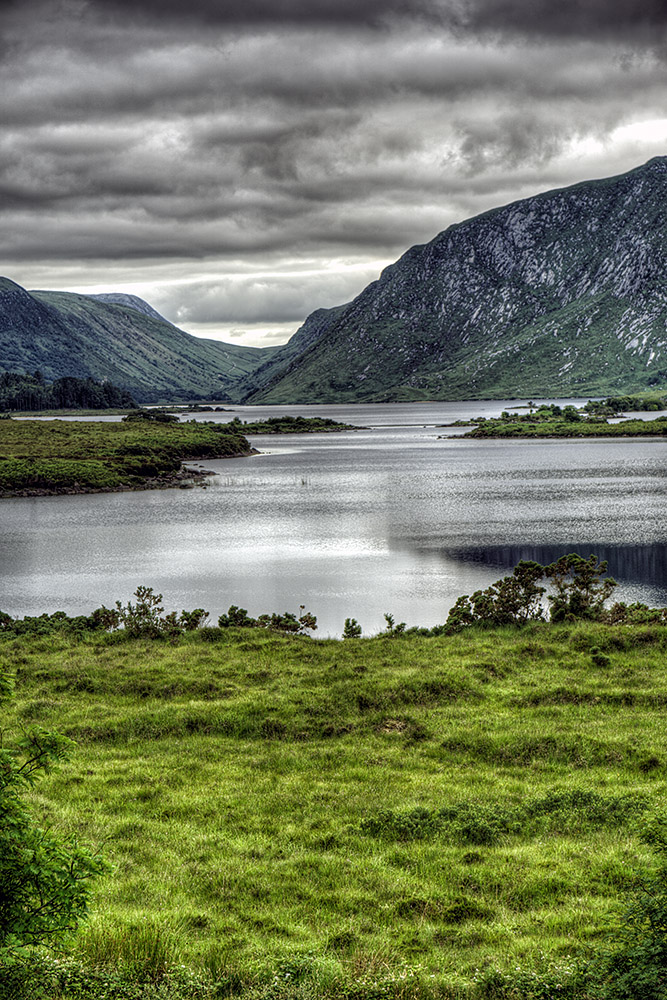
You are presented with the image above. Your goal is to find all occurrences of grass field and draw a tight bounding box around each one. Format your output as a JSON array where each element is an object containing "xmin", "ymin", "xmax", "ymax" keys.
[{"xmin": 3, "ymin": 621, "xmax": 666, "ymax": 998}]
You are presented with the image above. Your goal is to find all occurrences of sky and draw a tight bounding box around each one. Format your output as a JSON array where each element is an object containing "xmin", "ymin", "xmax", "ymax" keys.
[{"xmin": 1, "ymin": 0, "xmax": 666, "ymax": 348}]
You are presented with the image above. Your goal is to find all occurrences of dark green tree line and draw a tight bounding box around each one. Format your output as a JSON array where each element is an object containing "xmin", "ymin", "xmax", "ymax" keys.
[{"xmin": 0, "ymin": 372, "xmax": 136, "ymax": 412}]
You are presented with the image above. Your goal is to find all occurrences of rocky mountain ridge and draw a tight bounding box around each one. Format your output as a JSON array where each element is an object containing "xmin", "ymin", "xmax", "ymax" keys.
[{"xmin": 243, "ymin": 157, "xmax": 667, "ymax": 402}]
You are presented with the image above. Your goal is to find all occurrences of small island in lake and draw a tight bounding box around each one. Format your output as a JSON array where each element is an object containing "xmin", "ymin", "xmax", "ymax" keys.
[
  {"xmin": 454, "ymin": 396, "xmax": 667, "ymax": 438},
  {"xmin": 225, "ymin": 414, "xmax": 359, "ymax": 434},
  {"xmin": 0, "ymin": 411, "xmax": 360, "ymax": 497}
]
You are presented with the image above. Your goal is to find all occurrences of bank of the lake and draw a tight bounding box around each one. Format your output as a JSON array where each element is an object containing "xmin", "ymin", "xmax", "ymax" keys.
[
  {"xmin": 4, "ymin": 621, "xmax": 666, "ymax": 999},
  {"xmin": 0, "ymin": 418, "xmax": 253, "ymax": 497}
]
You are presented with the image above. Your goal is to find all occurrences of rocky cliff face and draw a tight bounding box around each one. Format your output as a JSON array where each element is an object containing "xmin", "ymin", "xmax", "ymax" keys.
[{"xmin": 244, "ymin": 157, "xmax": 667, "ymax": 402}]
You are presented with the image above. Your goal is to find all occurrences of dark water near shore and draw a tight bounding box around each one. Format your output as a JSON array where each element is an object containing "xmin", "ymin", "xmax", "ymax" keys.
[{"xmin": 2, "ymin": 400, "xmax": 666, "ymax": 636}]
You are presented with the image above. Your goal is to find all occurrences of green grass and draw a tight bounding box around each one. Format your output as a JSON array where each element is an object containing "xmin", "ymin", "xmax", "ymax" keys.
[
  {"xmin": 0, "ymin": 419, "xmax": 251, "ymax": 494},
  {"xmin": 3, "ymin": 622, "xmax": 667, "ymax": 997}
]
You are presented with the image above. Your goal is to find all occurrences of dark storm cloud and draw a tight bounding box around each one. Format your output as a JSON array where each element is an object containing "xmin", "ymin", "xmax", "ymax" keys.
[
  {"xmin": 459, "ymin": 0, "xmax": 667, "ymax": 42},
  {"xmin": 6, "ymin": 0, "xmax": 665, "ymax": 39},
  {"xmin": 12, "ymin": 0, "xmax": 667, "ymax": 51},
  {"xmin": 1, "ymin": 0, "xmax": 665, "ymax": 341}
]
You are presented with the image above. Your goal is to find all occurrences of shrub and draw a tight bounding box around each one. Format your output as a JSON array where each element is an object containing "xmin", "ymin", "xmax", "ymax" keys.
[
  {"xmin": 444, "ymin": 560, "xmax": 546, "ymax": 631},
  {"xmin": 598, "ymin": 822, "xmax": 667, "ymax": 999},
  {"xmin": 0, "ymin": 669, "xmax": 108, "ymax": 964},
  {"xmin": 218, "ymin": 605, "xmax": 317, "ymax": 634},
  {"xmin": 546, "ymin": 554, "xmax": 617, "ymax": 622},
  {"xmin": 443, "ymin": 555, "xmax": 622, "ymax": 631},
  {"xmin": 383, "ymin": 613, "xmax": 406, "ymax": 636},
  {"xmin": 114, "ymin": 588, "xmax": 209, "ymax": 639}
]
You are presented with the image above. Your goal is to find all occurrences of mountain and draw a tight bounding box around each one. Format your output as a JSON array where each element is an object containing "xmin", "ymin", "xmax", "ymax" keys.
[
  {"xmin": 84, "ymin": 292, "xmax": 172, "ymax": 325},
  {"xmin": 243, "ymin": 157, "xmax": 667, "ymax": 403},
  {"xmin": 4, "ymin": 159, "xmax": 666, "ymax": 406},
  {"xmin": 0, "ymin": 279, "xmax": 275, "ymax": 403}
]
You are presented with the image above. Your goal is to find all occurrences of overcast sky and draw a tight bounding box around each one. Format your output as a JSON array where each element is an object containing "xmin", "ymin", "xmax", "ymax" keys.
[{"xmin": 1, "ymin": 0, "xmax": 666, "ymax": 347}]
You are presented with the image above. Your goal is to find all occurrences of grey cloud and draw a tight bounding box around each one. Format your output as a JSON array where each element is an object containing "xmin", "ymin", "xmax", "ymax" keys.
[
  {"xmin": 71, "ymin": 0, "xmax": 444, "ymax": 28},
  {"xmin": 158, "ymin": 271, "xmax": 368, "ymax": 325},
  {"xmin": 1, "ymin": 22, "xmax": 659, "ymax": 137},
  {"xmin": 6, "ymin": 0, "xmax": 665, "ymax": 39},
  {"xmin": 1, "ymin": 0, "xmax": 665, "ymax": 343},
  {"xmin": 458, "ymin": 0, "xmax": 667, "ymax": 42},
  {"xmin": 452, "ymin": 115, "xmax": 577, "ymax": 172},
  {"xmin": 5, "ymin": 0, "xmax": 664, "ymax": 44}
]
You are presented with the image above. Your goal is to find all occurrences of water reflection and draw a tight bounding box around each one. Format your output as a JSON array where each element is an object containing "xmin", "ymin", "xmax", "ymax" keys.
[{"xmin": 444, "ymin": 544, "xmax": 667, "ymax": 593}]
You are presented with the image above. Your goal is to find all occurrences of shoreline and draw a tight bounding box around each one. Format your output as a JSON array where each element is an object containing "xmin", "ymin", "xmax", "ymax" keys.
[{"xmin": 0, "ymin": 449, "xmax": 258, "ymax": 499}]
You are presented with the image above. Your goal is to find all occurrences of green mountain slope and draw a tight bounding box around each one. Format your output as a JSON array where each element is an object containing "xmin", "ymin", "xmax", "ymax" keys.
[
  {"xmin": 0, "ymin": 278, "xmax": 275, "ymax": 403},
  {"xmin": 244, "ymin": 157, "xmax": 667, "ymax": 402},
  {"xmin": 234, "ymin": 303, "xmax": 347, "ymax": 400}
]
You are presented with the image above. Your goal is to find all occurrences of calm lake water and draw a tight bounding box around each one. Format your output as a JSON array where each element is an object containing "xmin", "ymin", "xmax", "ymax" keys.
[{"xmin": 2, "ymin": 400, "xmax": 666, "ymax": 636}]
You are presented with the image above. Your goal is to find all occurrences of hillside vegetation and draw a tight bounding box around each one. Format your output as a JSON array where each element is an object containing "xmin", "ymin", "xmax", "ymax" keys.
[
  {"xmin": 0, "ymin": 372, "xmax": 137, "ymax": 412},
  {"xmin": 2, "ymin": 610, "xmax": 666, "ymax": 998}
]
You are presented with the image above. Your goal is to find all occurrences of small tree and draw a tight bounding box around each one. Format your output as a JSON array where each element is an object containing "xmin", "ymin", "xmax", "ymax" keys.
[
  {"xmin": 0, "ymin": 670, "xmax": 108, "ymax": 961},
  {"xmin": 342, "ymin": 618, "xmax": 362, "ymax": 639},
  {"xmin": 218, "ymin": 605, "xmax": 257, "ymax": 628},
  {"xmin": 545, "ymin": 553, "xmax": 617, "ymax": 622},
  {"xmin": 383, "ymin": 613, "xmax": 406, "ymax": 636},
  {"xmin": 114, "ymin": 587, "xmax": 209, "ymax": 638},
  {"xmin": 444, "ymin": 561, "xmax": 546, "ymax": 631},
  {"xmin": 115, "ymin": 585, "xmax": 165, "ymax": 637}
]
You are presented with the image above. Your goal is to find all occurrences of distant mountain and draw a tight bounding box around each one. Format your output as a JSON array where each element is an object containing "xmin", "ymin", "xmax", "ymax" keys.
[
  {"xmin": 84, "ymin": 292, "xmax": 172, "ymax": 325},
  {"xmin": 243, "ymin": 158, "xmax": 667, "ymax": 403},
  {"xmin": 235, "ymin": 304, "xmax": 347, "ymax": 400},
  {"xmin": 0, "ymin": 278, "xmax": 275, "ymax": 403}
]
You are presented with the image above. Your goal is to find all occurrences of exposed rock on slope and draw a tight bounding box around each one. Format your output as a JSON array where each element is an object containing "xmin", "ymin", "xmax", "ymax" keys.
[{"xmin": 244, "ymin": 157, "xmax": 667, "ymax": 402}]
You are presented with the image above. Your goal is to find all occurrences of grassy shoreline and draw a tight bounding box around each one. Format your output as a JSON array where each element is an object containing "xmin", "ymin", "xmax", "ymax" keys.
[
  {"xmin": 3, "ymin": 619, "xmax": 666, "ymax": 998},
  {"xmin": 0, "ymin": 419, "xmax": 253, "ymax": 497},
  {"xmin": 462, "ymin": 417, "xmax": 667, "ymax": 438},
  {"xmin": 455, "ymin": 401, "xmax": 667, "ymax": 439}
]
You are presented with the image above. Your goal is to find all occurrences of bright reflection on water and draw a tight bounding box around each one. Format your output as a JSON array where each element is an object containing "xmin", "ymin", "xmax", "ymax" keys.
[{"xmin": 1, "ymin": 400, "xmax": 666, "ymax": 636}]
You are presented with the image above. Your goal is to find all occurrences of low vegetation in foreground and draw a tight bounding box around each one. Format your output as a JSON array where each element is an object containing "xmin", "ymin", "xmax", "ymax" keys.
[
  {"xmin": 0, "ymin": 417, "xmax": 251, "ymax": 496},
  {"xmin": 2, "ymin": 560, "xmax": 667, "ymax": 999},
  {"xmin": 457, "ymin": 398, "xmax": 667, "ymax": 438}
]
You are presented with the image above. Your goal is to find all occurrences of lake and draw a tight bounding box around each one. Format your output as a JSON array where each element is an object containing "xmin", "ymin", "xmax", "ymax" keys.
[{"xmin": 2, "ymin": 400, "xmax": 666, "ymax": 636}]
